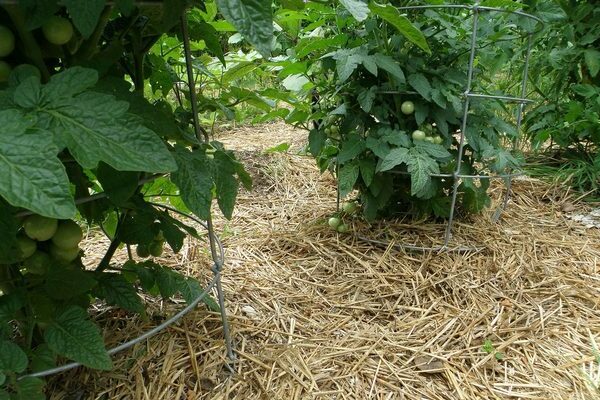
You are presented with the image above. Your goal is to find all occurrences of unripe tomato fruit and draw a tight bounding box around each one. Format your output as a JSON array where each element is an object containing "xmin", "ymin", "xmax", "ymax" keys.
[
  {"xmin": 17, "ymin": 235, "xmax": 37, "ymax": 259},
  {"xmin": 149, "ymin": 241, "xmax": 164, "ymax": 257},
  {"xmin": 433, "ymin": 135, "xmax": 443, "ymax": 145},
  {"xmin": 0, "ymin": 61, "xmax": 11, "ymax": 83},
  {"xmin": 401, "ymin": 101, "xmax": 415, "ymax": 115},
  {"xmin": 0, "ymin": 25, "xmax": 15, "ymax": 57},
  {"xmin": 24, "ymin": 251, "xmax": 51, "ymax": 275},
  {"xmin": 136, "ymin": 244, "xmax": 150, "ymax": 258},
  {"xmin": 49, "ymin": 243, "xmax": 79, "ymax": 263},
  {"xmin": 412, "ymin": 130, "xmax": 426, "ymax": 141},
  {"xmin": 51, "ymin": 220, "xmax": 83, "ymax": 249},
  {"xmin": 23, "ymin": 215, "xmax": 58, "ymax": 241},
  {"xmin": 328, "ymin": 217, "xmax": 341, "ymax": 229},
  {"xmin": 42, "ymin": 16, "xmax": 74, "ymax": 45},
  {"xmin": 425, "ymin": 136, "xmax": 435, "ymax": 143},
  {"xmin": 342, "ymin": 202, "xmax": 357, "ymax": 214},
  {"xmin": 336, "ymin": 223, "xmax": 349, "ymax": 233}
]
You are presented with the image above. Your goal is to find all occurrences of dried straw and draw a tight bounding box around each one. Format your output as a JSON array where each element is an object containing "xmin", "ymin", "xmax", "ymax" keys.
[{"xmin": 49, "ymin": 123, "xmax": 600, "ymax": 399}]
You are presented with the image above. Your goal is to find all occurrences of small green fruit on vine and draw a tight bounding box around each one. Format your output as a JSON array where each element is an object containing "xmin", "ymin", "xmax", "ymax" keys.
[
  {"xmin": 336, "ymin": 223, "xmax": 349, "ymax": 233},
  {"xmin": 342, "ymin": 201, "xmax": 357, "ymax": 214},
  {"xmin": 23, "ymin": 251, "xmax": 51, "ymax": 275},
  {"xmin": 328, "ymin": 217, "xmax": 341, "ymax": 229},
  {"xmin": 17, "ymin": 235, "xmax": 37, "ymax": 259},
  {"xmin": 42, "ymin": 16, "xmax": 74, "ymax": 45},
  {"xmin": 412, "ymin": 130, "xmax": 426, "ymax": 141},
  {"xmin": 0, "ymin": 61, "xmax": 11, "ymax": 83},
  {"xmin": 49, "ymin": 243, "xmax": 79, "ymax": 263},
  {"xmin": 23, "ymin": 215, "xmax": 58, "ymax": 241},
  {"xmin": 149, "ymin": 241, "xmax": 164, "ymax": 257},
  {"xmin": 136, "ymin": 244, "xmax": 150, "ymax": 258},
  {"xmin": 433, "ymin": 135, "xmax": 443, "ymax": 145},
  {"xmin": 401, "ymin": 101, "xmax": 415, "ymax": 115},
  {"xmin": 51, "ymin": 220, "xmax": 83, "ymax": 249},
  {"xmin": 330, "ymin": 125, "xmax": 339, "ymax": 135},
  {"xmin": 0, "ymin": 25, "xmax": 15, "ymax": 57},
  {"xmin": 425, "ymin": 136, "xmax": 435, "ymax": 143}
]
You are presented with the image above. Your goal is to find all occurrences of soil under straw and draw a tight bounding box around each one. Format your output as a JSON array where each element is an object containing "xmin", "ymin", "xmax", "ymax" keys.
[{"xmin": 50, "ymin": 123, "xmax": 600, "ymax": 400}]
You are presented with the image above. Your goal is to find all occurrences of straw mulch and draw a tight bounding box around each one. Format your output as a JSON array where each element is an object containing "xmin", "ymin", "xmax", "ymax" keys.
[{"xmin": 50, "ymin": 123, "xmax": 600, "ymax": 400}]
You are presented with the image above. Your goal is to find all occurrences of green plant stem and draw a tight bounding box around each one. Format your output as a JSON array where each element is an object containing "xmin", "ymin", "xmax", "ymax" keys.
[{"xmin": 73, "ymin": 5, "xmax": 113, "ymax": 62}]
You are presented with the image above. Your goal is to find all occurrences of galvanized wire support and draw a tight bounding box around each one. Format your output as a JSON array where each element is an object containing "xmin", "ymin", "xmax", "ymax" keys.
[{"xmin": 352, "ymin": 3, "xmax": 543, "ymax": 252}]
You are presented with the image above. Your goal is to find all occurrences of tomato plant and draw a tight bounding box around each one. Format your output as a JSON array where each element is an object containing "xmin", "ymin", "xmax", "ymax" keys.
[
  {"xmin": 0, "ymin": 0, "xmax": 275, "ymax": 397},
  {"xmin": 272, "ymin": 0, "xmax": 532, "ymax": 219}
]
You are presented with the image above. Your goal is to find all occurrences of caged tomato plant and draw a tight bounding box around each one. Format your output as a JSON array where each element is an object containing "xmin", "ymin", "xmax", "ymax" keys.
[
  {"xmin": 273, "ymin": 0, "xmax": 535, "ymax": 220},
  {"xmin": 0, "ymin": 0, "xmax": 274, "ymax": 397}
]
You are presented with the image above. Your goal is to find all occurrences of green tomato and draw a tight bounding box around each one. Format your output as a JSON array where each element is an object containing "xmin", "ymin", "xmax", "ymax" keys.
[
  {"xmin": 51, "ymin": 220, "xmax": 83, "ymax": 249},
  {"xmin": 324, "ymin": 127, "xmax": 332, "ymax": 135},
  {"xmin": 49, "ymin": 243, "xmax": 79, "ymax": 263},
  {"xmin": 0, "ymin": 61, "xmax": 11, "ymax": 83},
  {"xmin": 412, "ymin": 130, "xmax": 426, "ymax": 141},
  {"xmin": 149, "ymin": 241, "xmax": 164, "ymax": 257},
  {"xmin": 328, "ymin": 217, "xmax": 341, "ymax": 229},
  {"xmin": 401, "ymin": 101, "xmax": 415, "ymax": 115},
  {"xmin": 433, "ymin": 135, "xmax": 443, "ymax": 145},
  {"xmin": 42, "ymin": 16, "xmax": 74, "ymax": 45},
  {"xmin": 23, "ymin": 215, "xmax": 58, "ymax": 241},
  {"xmin": 424, "ymin": 136, "xmax": 435, "ymax": 143},
  {"xmin": 342, "ymin": 202, "xmax": 358, "ymax": 214},
  {"xmin": 136, "ymin": 244, "xmax": 150, "ymax": 258},
  {"xmin": 17, "ymin": 235, "xmax": 37, "ymax": 259},
  {"xmin": 0, "ymin": 25, "xmax": 15, "ymax": 57},
  {"xmin": 336, "ymin": 223, "xmax": 349, "ymax": 233},
  {"xmin": 330, "ymin": 125, "xmax": 340, "ymax": 135},
  {"xmin": 24, "ymin": 251, "xmax": 51, "ymax": 275}
]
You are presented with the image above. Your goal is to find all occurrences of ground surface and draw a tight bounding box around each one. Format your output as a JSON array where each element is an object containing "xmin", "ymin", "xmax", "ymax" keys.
[{"xmin": 52, "ymin": 123, "xmax": 600, "ymax": 400}]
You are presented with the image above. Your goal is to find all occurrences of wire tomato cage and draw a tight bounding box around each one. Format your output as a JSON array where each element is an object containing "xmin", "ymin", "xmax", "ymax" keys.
[
  {"xmin": 17, "ymin": 12, "xmax": 236, "ymax": 382},
  {"xmin": 334, "ymin": 1, "xmax": 544, "ymax": 253}
]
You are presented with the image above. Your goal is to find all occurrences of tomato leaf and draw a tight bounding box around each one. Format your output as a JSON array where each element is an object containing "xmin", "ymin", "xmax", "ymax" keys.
[
  {"xmin": 45, "ymin": 306, "xmax": 112, "ymax": 370},
  {"xmin": 0, "ymin": 110, "xmax": 76, "ymax": 219},
  {"xmin": 216, "ymin": 0, "xmax": 273, "ymax": 56},
  {"xmin": 338, "ymin": 160, "xmax": 360, "ymax": 198},
  {"xmin": 45, "ymin": 266, "xmax": 97, "ymax": 300},
  {"xmin": 408, "ymin": 73, "xmax": 432, "ymax": 101},
  {"xmin": 94, "ymin": 273, "xmax": 144, "ymax": 314},
  {"xmin": 95, "ymin": 163, "xmax": 140, "ymax": 207},
  {"xmin": 369, "ymin": 3, "xmax": 431, "ymax": 54},
  {"xmin": 0, "ymin": 340, "xmax": 28, "ymax": 373},
  {"xmin": 63, "ymin": 0, "xmax": 106, "ymax": 38},
  {"xmin": 584, "ymin": 49, "xmax": 600, "ymax": 77},
  {"xmin": 12, "ymin": 377, "xmax": 45, "ymax": 400},
  {"xmin": 340, "ymin": 0, "xmax": 370, "ymax": 22},
  {"xmin": 338, "ymin": 133, "xmax": 366, "ymax": 164},
  {"xmin": 171, "ymin": 146, "xmax": 214, "ymax": 221}
]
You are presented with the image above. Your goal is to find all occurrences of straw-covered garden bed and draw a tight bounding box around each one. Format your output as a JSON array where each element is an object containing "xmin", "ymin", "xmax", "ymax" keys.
[{"xmin": 50, "ymin": 123, "xmax": 599, "ymax": 400}]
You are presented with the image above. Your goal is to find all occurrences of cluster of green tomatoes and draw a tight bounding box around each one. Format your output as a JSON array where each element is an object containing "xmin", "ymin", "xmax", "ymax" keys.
[
  {"xmin": 135, "ymin": 233, "xmax": 165, "ymax": 258},
  {"xmin": 400, "ymin": 100, "xmax": 444, "ymax": 145},
  {"xmin": 327, "ymin": 201, "xmax": 359, "ymax": 233},
  {"xmin": 17, "ymin": 215, "xmax": 83, "ymax": 275},
  {"xmin": 0, "ymin": 15, "xmax": 74, "ymax": 82}
]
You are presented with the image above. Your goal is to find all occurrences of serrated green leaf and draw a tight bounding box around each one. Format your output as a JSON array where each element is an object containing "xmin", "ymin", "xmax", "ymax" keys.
[
  {"xmin": 157, "ymin": 213, "xmax": 188, "ymax": 253},
  {"xmin": 0, "ymin": 340, "xmax": 28, "ymax": 373},
  {"xmin": 45, "ymin": 306, "xmax": 112, "ymax": 370},
  {"xmin": 337, "ymin": 133, "xmax": 366, "ymax": 164},
  {"xmin": 378, "ymin": 147, "xmax": 410, "ymax": 172},
  {"xmin": 366, "ymin": 136, "xmax": 391, "ymax": 159},
  {"xmin": 13, "ymin": 377, "xmax": 45, "ymax": 400},
  {"xmin": 212, "ymin": 151, "xmax": 240, "ymax": 219},
  {"xmin": 94, "ymin": 273, "xmax": 144, "ymax": 314},
  {"xmin": 63, "ymin": 0, "xmax": 105, "ymax": 38},
  {"xmin": 0, "ymin": 110, "xmax": 76, "ymax": 219},
  {"xmin": 359, "ymin": 158, "xmax": 376, "ymax": 186},
  {"xmin": 584, "ymin": 49, "xmax": 600, "ymax": 77},
  {"xmin": 309, "ymin": 129, "xmax": 326, "ymax": 157},
  {"xmin": 216, "ymin": 0, "xmax": 273, "ymax": 56},
  {"xmin": 340, "ymin": 0, "xmax": 370, "ymax": 21},
  {"xmin": 408, "ymin": 73, "xmax": 432, "ymax": 101},
  {"xmin": 44, "ymin": 266, "xmax": 97, "ymax": 300},
  {"xmin": 357, "ymin": 86, "xmax": 377, "ymax": 112},
  {"xmin": 154, "ymin": 266, "xmax": 184, "ymax": 299},
  {"xmin": 369, "ymin": 2, "xmax": 430, "ymax": 54},
  {"xmin": 406, "ymin": 149, "xmax": 439, "ymax": 199},
  {"xmin": 373, "ymin": 54, "xmax": 405, "ymax": 83},
  {"xmin": 414, "ymin": 141, "xmax": 452, "ymax": 160},
  {"xmin": 171, "ymin": 146, "xmax": 214, "ymax": 221},
  {"xmin": 189, "ymin": 20, "xmax": 226, "ymax": 65},
  {"xmin": 30, "ymin": 344, "xmax": 56, "ymax": 373},
  {"xmin": 96, "ymin": 163, "xmax": 140, "ymax": 206},
  {"xmin": 338, "ymin": 161, "xmax": 360, "ymax": 198}
]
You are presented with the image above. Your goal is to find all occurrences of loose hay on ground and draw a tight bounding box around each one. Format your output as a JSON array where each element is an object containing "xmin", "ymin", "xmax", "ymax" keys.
[{"xmin": 51, "ymin": 123, "xmax": 600, "ymax": 399}]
